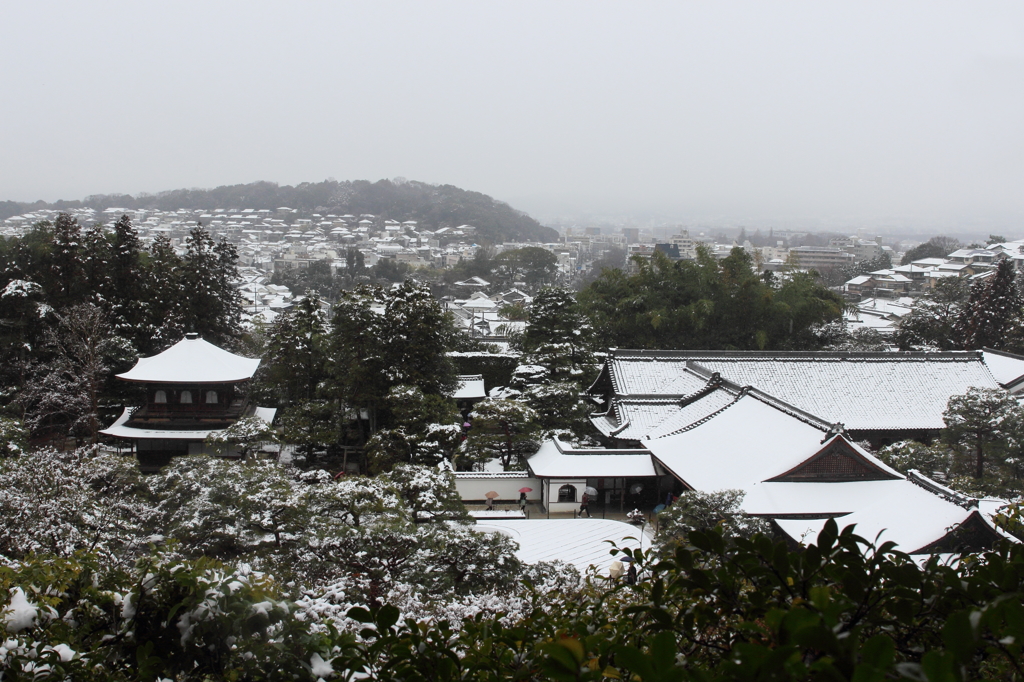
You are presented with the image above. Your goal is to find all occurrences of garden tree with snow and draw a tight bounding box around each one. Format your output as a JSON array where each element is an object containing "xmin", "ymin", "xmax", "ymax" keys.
[
  {"xmin": 954, "ymin": 258, "xmax": 1024, "ymax": 352},
  {"xmin": 893, "ymin": 276, "xmax": 970, "ymax": 351},
  {"xmin": 278, "ymin": 399, "xmax": 336, "ymax": 463},
  {"xmin": 140, "ymin": 233, "xmax": 191, "ymax": 350},
  {"xmin": 578, "ymin": 246, "xmax": 844, "ymax": 351},
  {"xmin": 327, "ymin": 280, "xmax": 460, "ymax": 436},
  {"xmin": 204, "ymin": 415, "xmax": 278, "ymax": 460},
  {"xmin": 18, "ymin": 303, "xmax": 134, "ymax": 444},
  {"xmin": 0, "ymin": 446, "xmax": 154, "ymax": 565},
  {"xmin": 380, "ymin": 463, "xmax": 471, "ymax": 522},
  {"xmin": 364, "ymin": 385, "xmax": 463, "ymax": 474},
  {"xmin": 653, "ymin": 489, "xmax": 770, "ymax": 561},
  {"xmin": 0, "ymin": 416, "xmax": 28, "ymax": 456},
  {"xmin": 876, "ymin": 440, "xmax": 953, "ymax": 478},
  {"xmin": 943, "ymin": 387, "xmax": 1024, "ymax": 481},
  {"xmin": 150, "ymin": 455, "xmax": 305, "ymax": 558},
  {"xmin": 0, "ymin": 279, "xmax": 48, "ymax": 395},
  {"xmin": 462, "ymin": 398, "xmax": 541, "ymax": 471},
  {"xmin": 0, "ymin": 444, "xmax": 548, "ymax": 618}
]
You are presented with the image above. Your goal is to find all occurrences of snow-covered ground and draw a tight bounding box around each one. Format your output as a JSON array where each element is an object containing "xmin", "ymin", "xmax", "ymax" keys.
[{"xmin": 474, "ymin": 519, "xmax": 653, "ymax": 574}]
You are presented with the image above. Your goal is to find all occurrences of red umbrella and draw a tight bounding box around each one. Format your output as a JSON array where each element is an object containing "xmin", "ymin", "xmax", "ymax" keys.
[{"xmin": 518, "ymin": 487, "xmax": 533, "ymax": 493}]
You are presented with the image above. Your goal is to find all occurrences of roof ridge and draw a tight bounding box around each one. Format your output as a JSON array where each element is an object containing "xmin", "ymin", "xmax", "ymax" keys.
[
  {"xmin": 609, "ymin": 349, "xmax": 985, "ymax": 362},
  {"xmin": 743, "ymin": 388, "xmax": 835, "ymax": 433},
  {"xmin": 653, "ymin": 389, "xmax": 745, "ymax": 439}
]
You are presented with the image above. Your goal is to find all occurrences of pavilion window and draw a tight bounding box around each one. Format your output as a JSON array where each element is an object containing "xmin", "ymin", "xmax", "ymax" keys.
[
  {"xmin": 180, "ymin": 390, "xmax": 193, "ymax": 404},
  {"xmin": 557, "ymin": 484, "xmax": 577, "ymax": 503},
  {"xmin": 154, "ymin": 390, "xmax": 167, "ymax": 404},
  {"xmin": 206, "ymin": 390, "xmax": 218, "ymax": 404}
]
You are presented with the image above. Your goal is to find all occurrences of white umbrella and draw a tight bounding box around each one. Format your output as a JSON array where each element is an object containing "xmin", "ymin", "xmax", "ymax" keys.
[{"xmin": 584, "ymin": 486, "xmax": 599, "ymax": 496}]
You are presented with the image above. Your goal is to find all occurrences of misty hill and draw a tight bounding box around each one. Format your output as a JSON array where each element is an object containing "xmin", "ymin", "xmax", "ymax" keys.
[{"xmin": 2, "ymin": 179, "xmax": 558, "ymax": 244}]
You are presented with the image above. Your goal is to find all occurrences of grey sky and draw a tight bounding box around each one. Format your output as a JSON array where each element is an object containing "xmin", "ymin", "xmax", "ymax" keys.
[{"xmin": 3, "ymin": 2, "xmax": 1023, "ymax": 227}]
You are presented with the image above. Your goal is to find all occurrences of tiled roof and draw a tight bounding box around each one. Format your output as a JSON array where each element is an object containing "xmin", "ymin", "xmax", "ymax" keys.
[
  {"xmin": 593, "ymin": 390, "xmax": 738, "ymax": 441},
  {"xmin": 600, "ymin": 351, "xmax": 999, "ymax": 432}
]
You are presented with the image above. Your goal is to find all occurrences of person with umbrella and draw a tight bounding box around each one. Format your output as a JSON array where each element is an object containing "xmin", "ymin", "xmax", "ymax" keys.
[
  {"xmin": 579, "ymin": 491, "xmax": 591, "ymax": 517},
  {"xmin": 485, "ymin": 490, "xmax": 499, "ymax": 511},
  {"xmin": 518, "ymin": 487, "xmax": 531, "ymax": 512}
]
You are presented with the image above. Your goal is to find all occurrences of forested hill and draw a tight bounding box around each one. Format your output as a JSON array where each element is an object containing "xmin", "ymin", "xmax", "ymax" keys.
[{"xmin": 2, "ymin": 179, "xmax": 558, "ymax": 244}]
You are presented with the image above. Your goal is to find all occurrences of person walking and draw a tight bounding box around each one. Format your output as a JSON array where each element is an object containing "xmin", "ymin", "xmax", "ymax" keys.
[
  {"xmin": 518, "ymin": 492, "xmax": 527, "ymax": 513},
  {"xmin": 579, "ymin": 492, "xmax": 590, "ymax": 518},
  {"xmin": 626, "ymin": 563, "xmax": 637, "ymax": 585},
  {"xmin": 486, "ymin": 496, "xmax": 494, "ymax": 511}
]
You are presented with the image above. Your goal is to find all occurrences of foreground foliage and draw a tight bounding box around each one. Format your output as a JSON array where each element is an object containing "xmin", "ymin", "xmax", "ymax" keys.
[{"xmin": 4, "ymin": 520, "xmax": 1024, "ymax": 680}]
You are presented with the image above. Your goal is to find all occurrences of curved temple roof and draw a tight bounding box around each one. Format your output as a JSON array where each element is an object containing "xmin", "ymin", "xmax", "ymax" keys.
[{"xmin": 117, "ymin": 336, "xmax": 261, "ymax": 384}]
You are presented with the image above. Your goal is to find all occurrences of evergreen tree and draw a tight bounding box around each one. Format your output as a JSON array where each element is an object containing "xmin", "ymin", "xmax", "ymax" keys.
[
  {"xmin": 46, "ymin": 213, "xmax": 84, "ymax": 308},
  {"xmin": 578, "ymin": 246, "xmax": 844, "ymax": 351},
  {"xmin": 943, "ymin": 387, "xmax": 1020, "ymax": 479},
  {"xmin": 179, "ymin": 223, "xmax": 243, "ymax": 346},
  {"xmin": 954, "ymin": 259, "xmax": 1023, "ymax": 350},
  {"xmin": 105, "ymin": 214, "xmax": 145, "ymax": 342},
  {"xmin": 80, "ymin": 222, "xmax": 110, "ymax": 303},
  {"xmin": 893, "ymin": 277, "xmax": 970, "ymax": 350},
  {"xmin": 327, "ymin": 281, "xmax": 459, "ymax": 435},
  {"xmin": 261, "ymin": 292, "xmax": 329, "ymax": 407},
  {"xmin": 462, "ymin": 398, "xmax": 541, "ymax": 471},
  {"xmin": 520, "ymin": 287, "xmax": 595, "ymax": 381},
  {"xmin": 144, "ymin": 234, "xmax": 187, "ymax": 351}
]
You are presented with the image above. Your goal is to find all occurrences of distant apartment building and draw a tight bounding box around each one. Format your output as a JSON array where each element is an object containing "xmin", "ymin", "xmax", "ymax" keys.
[
  {"xmin": 829, "ymin": 236, "xmax": 883, "ymax": 261},
  {"xmin": 788, "ymin": 246, "xmax": 857, "ymax": 270}
]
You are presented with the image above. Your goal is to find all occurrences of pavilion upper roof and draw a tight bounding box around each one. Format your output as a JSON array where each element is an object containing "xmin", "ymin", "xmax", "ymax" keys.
[{"xmin": 117, "ymin": 335, "xmax": 261, "ymax": 384}]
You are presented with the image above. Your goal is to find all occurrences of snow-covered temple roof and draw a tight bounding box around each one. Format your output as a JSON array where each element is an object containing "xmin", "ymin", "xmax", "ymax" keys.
[
  {"xmin": 117, "ymin": 335, "xmax": 261, "ymax": 384},
  {"xmin": 980, "ymin": 348, "xmax": 1024, "ymax": 390},
  {"xmin": 100, "ymin": 406, "xmax": 276, "ymax": 440},
  {"xmin": 452, "ymin": 375, "xmax": 487, "ymax": 400},
  {"xmin": 592, "ymin": 350, "xmax": 1002, "ymax": 432},
  {"xmin": 528, "ymin": 439, "xmax": 657, "ymax": 478}
]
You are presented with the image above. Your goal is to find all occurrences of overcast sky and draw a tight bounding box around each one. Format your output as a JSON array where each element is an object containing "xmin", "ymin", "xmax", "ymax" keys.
[{"xmin": 3, "ymin": 2, "xmax": 1023, "ymax": 228}]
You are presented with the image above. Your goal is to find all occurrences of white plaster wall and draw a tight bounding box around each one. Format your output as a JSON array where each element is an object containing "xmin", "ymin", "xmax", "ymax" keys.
[{"xmin": 455, "ymin": 475, "xmax": 542, "ymax": 502}]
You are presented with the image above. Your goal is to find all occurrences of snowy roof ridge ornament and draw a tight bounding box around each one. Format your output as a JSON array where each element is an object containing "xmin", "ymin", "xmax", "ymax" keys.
[
  {"xmin": 820, "ymin": 422, "xmax": 846, "ymax": 444},
  {"xmin": 116, "ymin": 335, "xmax": 261, "ymax": 384}
]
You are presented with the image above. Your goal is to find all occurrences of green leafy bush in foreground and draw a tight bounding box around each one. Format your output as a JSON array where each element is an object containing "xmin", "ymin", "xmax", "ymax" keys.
[{"xmin": 3, "ymin": 520, "xmax": 1024, "ymax": 681}]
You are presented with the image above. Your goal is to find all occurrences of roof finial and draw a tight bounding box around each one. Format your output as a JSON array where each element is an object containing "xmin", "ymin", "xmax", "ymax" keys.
[{"xmin": 185, "ymin": 332, "xmax": 199, "ymax": 340}]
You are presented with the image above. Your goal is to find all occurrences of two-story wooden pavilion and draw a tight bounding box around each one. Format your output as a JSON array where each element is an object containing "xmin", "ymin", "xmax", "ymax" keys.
[{"xmin": 100, "ymin": 333, "xmax": 276, "ymax": 472}]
